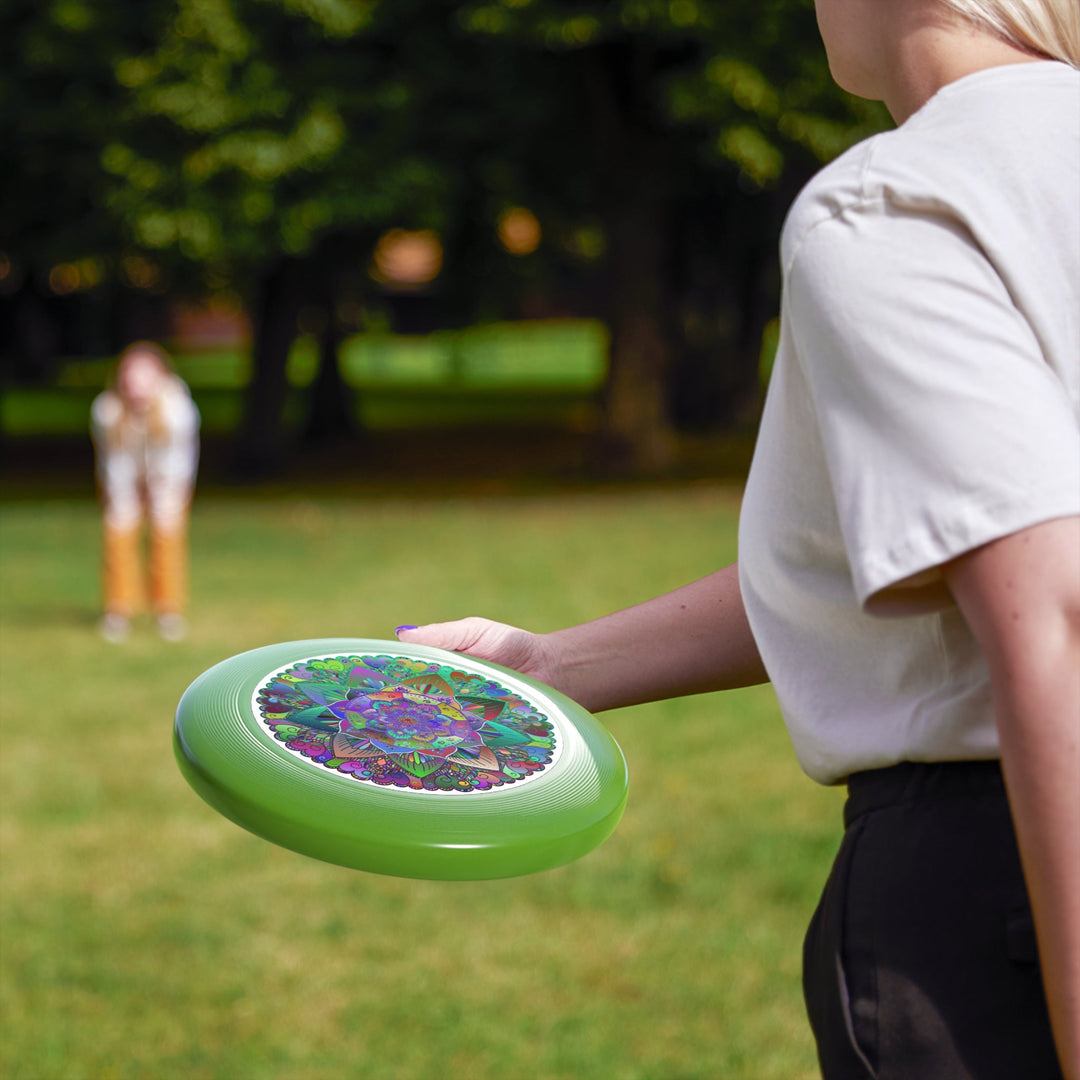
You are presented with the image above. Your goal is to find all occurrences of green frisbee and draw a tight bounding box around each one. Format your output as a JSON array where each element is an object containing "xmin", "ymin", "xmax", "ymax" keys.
[{"xmin": 174, "ymin": 638, "xmax": 628, "ymax": 880}]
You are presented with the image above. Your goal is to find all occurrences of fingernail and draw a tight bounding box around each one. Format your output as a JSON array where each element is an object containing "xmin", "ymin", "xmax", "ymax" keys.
[{"xmin": 394, "ymin": 625, "xmax": 418, "ymax": 636}]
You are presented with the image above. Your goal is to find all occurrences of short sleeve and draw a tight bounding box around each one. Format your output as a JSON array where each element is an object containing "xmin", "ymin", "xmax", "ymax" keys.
[{"xmin": 787, "ymin": 202, "xmax": 1080, "ymax": 613}]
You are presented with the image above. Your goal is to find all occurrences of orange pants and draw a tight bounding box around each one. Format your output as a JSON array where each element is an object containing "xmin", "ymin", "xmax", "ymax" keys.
[{"xmin": 103, "ymin": 517, "xmax": 188, "ymax": 618}]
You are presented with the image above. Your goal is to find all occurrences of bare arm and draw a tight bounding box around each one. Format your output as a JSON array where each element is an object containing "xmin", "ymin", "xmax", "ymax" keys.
[
  {"xmin": 397, "ymin": 562, "xmax": 768, "ymax": 712},
  {"xmin": 944, "ymin": 515, "xmax": 1080, "ymax": 1080}
]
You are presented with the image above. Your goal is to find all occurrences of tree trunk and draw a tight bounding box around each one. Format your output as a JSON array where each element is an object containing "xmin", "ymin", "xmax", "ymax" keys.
[
  {"xmin": 602, "ymin": 188, "xmax": 675, "ymax": 472},
  {"xmin": 302, "ymin": 302, "xmax": 355, "ymax": 447},
  {"xmin": 585, "ymin": 42, "xmax": 677, "ymax": 475},
  {"xmin": 232, "ymin": 257, "xmax": 304, "ymax": 479},
  {"xmin": 3, "ymin": 279, "xmax": 60, "ymax": 384}
]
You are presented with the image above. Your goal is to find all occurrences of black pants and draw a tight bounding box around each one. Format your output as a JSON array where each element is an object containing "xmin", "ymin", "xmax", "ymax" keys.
[{"xmin": 803, "ymin": 761, "xmax": 1063, "ymax": 1080}]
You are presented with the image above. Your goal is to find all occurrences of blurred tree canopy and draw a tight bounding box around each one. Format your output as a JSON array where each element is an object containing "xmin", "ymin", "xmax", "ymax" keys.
[{"xmin": 1, "ymin": 0, "xmax": 889, "ymax": 474}]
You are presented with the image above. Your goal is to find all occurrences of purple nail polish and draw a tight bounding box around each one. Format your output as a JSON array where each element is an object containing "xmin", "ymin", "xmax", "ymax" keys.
[{"xmin": 395, "ymin": 625, "xmax": 418, "ymax": 635}]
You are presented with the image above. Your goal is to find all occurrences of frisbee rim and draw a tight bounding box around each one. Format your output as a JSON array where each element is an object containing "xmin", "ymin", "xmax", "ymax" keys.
[{"xmin": 174, "ymin": 638, "xmax": 628, "ymax": 879}]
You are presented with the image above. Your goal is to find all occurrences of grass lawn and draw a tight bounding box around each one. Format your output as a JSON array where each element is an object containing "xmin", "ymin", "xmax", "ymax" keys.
[
  {"xmin": 0, "ymin": 485, "xmax": 842, "ymax": 1080},
  {"xmin": 1, "ymin": 320, "xmax": 610, "ymax": 437}
]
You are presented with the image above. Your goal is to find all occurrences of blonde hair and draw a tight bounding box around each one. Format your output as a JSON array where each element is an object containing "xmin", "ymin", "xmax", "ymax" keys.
[{"xmin": 938, "ymin": 0, "xmax": 1080, "ymax": 66}]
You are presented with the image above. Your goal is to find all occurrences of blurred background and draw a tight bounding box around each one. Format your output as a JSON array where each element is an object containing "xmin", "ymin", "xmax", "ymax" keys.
[{"xmin": 1, "ymin": 2, "xmax": 889, "ymax": 1077}]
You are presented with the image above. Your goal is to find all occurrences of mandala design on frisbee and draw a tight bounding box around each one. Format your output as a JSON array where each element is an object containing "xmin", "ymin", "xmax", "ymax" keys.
[{"xmin": 254, "ymin": 655, "xmax": 559, "ymax": 793}]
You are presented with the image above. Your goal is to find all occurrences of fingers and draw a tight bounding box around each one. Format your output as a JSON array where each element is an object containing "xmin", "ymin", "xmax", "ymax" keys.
[
  {"xmin": 394, "ymin": 618, "xmax": 568, "ymax": 695},
  {"xmin": 394, "ymin": 616, "xmax": 543, "ymax": 674},
  {"xmin": 395, "ymin": 617, "xmax": 494, "ymax": 654}
]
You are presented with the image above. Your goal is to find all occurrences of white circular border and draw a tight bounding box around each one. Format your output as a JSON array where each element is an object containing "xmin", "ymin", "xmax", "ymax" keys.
[{"xmin": 250, "ymin": 652, "xmax": 567, "ymax": 795}]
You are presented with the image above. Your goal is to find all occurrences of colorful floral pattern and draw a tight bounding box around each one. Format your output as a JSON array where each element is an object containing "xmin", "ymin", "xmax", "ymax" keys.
[{"xmin": 254, "ymin": 655, "xmax": 558, "ymax": 793}]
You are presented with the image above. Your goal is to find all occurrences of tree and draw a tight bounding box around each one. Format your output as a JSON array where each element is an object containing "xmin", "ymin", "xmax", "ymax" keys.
[
  {"xmin": 2, "ymin": 0, "xmax": 889, "ymax": 474},
  {"xmin": 0, "ymin": 0, "xmax": 177, "ymax": 379},
  {"xmin": 453, "ymin": 0, "xmax": 890, "ymax": 470},
  {"xmin": 95, "ymin": 0, "xmax": 557, "ymax": 473}
]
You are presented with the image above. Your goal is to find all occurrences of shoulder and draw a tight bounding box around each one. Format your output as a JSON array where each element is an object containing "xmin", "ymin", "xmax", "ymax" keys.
[
  {"xmin": 781, "ymin": 62, "xmax": 1080, "ymax": 275},
  {"xmin": 780, "ymin": 136, "xmax": 882, "ymax": 271}
]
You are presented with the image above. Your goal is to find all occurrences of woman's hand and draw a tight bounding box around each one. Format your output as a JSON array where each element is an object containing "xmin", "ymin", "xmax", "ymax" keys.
[{"xmin": 396, "ymin": 618, "xmax": 562, "ymax": 687}]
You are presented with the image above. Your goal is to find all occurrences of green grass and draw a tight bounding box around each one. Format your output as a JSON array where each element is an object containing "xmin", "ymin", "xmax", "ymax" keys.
[
  {"xmin": 0, "ymin": 487, "xmax": 842, "ymax": 1080},
  {"xmin": 0, "ymin": 384, "xmax": 602, "ymax": 436},
  {"xmin": 2, "ymin": 320, "xmax": 609, "ymax": 436}
]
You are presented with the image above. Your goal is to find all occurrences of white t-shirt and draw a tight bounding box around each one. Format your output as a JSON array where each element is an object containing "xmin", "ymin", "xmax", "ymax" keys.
[
  {"xmin": 739, "ymin": 62, "xmax": 1080, "ymax": 785},
  {"xmin": 91, "ymin": 375, "xmax": 200, "ymax": 531}
]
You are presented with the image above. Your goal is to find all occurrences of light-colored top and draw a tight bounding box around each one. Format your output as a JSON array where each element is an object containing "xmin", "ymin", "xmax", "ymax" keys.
[
  {"xmin": 739, "ymin": 61, "xmax": 1080, "ymax": 785},
  {"xmin": 91, "ymin": 375, "xmax": 200, "ymax": 531}
]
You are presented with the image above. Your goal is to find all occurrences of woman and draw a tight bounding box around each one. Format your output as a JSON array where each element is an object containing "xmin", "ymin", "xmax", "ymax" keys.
[
  {"xmin": 397, "ymin": 1, "xmax": 1079, "ymax": 1076},
  {"xmin": 91, "ymin": 342, "xmax": 200, "ymax": 642}
]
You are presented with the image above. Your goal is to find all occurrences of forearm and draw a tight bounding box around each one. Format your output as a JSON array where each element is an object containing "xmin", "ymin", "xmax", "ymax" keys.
[
  {"xmin": 946, "ymin": 517, "xmax": 1080, "ymax": 1078},
  {"xmin": 541, "ymin": 562, "xmax": 768, "ymax": 712},
  {"xmin": 994, "ymin": 645, "xmax": 1080, "ymax": 1079}
]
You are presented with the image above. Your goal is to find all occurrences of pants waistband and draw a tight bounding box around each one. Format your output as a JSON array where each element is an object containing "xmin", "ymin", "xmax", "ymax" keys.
[{"xmin": 844, "ymin": 759, "xmax": 1005, "ymax": 829}]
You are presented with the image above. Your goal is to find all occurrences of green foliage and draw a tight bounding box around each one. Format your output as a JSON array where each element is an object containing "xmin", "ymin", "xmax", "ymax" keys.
[
  {"xmin": 2, "ymin": 0, "xmax": 890, "ymax": 457},
  {"xmin": 0, "ymin": 1, "xmax": 143, "ymax": 266},
  {"xmin": 455, "ymin": 0, "xmax": 889, "ymax": 185},
  {"xmin": 96, "ymin": 0, "xmax": 456, "ymax": 276},
  {"xmin": 2, "ymin": 0, "xmax": 889, "ymax": 280},
  {"xmin": 0, "ymin": 489, "xmax": 843, "ymax": 1079}
]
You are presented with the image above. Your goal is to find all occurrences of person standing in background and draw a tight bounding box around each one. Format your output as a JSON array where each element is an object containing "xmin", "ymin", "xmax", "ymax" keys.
[{"xmin": 91, "ymin": 341, "xmax": 200, "ymax": 642}]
